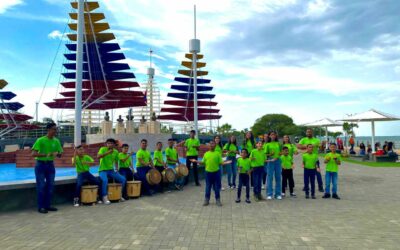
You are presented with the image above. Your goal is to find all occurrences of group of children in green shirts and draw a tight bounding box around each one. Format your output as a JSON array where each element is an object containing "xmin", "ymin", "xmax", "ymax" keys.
[{"xmin": 72, "ymin": 138, "xmax": 183, "ymax": 206}]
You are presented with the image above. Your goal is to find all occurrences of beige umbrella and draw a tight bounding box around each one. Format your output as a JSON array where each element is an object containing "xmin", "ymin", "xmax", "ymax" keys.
[{"xmin": 341, "ymin": 109, "xmax": 400, "ymax": 153}]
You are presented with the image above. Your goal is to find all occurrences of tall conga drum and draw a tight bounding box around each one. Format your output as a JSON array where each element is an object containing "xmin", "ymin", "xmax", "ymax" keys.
[
  {"xmin": 108, "ymin": 183, "xmax": 122, "ymax": 201},
  {"xmin": 175, "ymin": 164, "xmax": 189, "ymax": 178},
  {"xmin": 127, "ymin": 181, "xmax": 141, "ymax": 198},
  {"xmin": 146, "ymin": 168, "xmax": 162, "ymax": 185},
  {"xmin": 81, "ymin": 185, "xmax": 98, "ymax": 204},
  {"xmin": 162, "ymin": 168, "xmax": 176, "ymax": 183}
]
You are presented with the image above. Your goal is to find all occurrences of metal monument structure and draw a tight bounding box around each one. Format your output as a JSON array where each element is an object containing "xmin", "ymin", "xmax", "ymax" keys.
[
  {"xmin": 158, "ymin": 6, "xmax": 221, "ymax": 135},
  {"xmin": 45, "ymin": 1, "xmax": 146, "ymax": 145}
]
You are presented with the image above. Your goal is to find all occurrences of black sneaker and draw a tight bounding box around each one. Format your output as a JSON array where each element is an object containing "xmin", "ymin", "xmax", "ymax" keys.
[
  {"xmin": 311, "ymin": 195, "xmax": 316, "ymax": 199},
  {"xmin": 196, "ymin": 183, "xmax": 201, "ymax": 187},
  {"xmin": 290, "ymin": 193, "xmax": 297, "ymax": 197},
  {"xmin": 245, "ymin": 199, "xmax": 251, "ymax": 204},
  {"xmin": 203, "ymin": 200, "xmax": 210, "ymax": 206},
  {"xmin": 216, "ymin": 199, "xmax": 222, "ymax": 207},
  {"xmin": 332, "ymin": 194, "xmax": 341, "ymax": 200},
  {"xmin": 46, "ymin": 207, "xmax": 58, "ymax": 212},
  {"xmin": 235, "ymin": 199, "xmax": 241, "ymax": 203},
  {"xmin": 254, "ymin": 195, "xmax": 260, "ymax": 202},
  {"xmin": 319, "ymin": 187, "xmax": 324, "ymax": 193},
  {"xmin": 305, "ymin": 194, "xmax": 310, "ymax": 199},
  {"xmin": 38, "ymin": 208, "xmax": 48, "ymax": 214},
  {"xmin": 322, "ymin": 193, "xmax": 331, "ymax": 199}
]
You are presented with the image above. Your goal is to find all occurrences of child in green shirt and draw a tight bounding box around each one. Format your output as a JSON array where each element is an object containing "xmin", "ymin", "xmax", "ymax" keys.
[
  {"xmin": 302, "ymin": 144, "xmax": 320, "ymax": 199},
  {"xmin": 323, "ymin": 143, "xmax": 342, "ymax": 200},
  {"xmin": 236, "ymin": 149, "xmax": 251, "ymax": 204},
  {"xmin": 165, "ymin": 139, "xmax": 183, "ymax": 190},
  {"xmin": 280, "ymin": 146, "xmax": 296, "ymax": 197},
  {"xmin": 73, "ymin": 145, "xmax": 100, "ymax": 207}
]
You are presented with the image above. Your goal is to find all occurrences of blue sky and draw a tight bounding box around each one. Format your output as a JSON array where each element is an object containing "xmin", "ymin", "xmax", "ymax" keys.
[{"xmin": 0, "ymin": 0, "xmax": 399, "ymax": 136}]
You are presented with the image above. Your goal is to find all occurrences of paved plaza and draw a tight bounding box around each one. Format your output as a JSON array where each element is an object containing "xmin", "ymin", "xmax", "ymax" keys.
[{"xmin": 1, "ymin": 157, "xmax": 400, "ymax": 250}]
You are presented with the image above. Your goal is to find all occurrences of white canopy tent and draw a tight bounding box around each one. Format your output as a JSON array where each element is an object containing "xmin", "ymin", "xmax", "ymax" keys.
[
  {"xmin": 303, "ymin": 118, "xmax": 343, "ymax": 150},
  {"xmin": 341, "ymin": 109, "xmax": 400, "ymax": 153}
]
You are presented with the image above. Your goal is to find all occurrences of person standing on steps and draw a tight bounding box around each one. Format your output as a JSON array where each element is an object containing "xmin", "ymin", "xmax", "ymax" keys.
[
  {"xmin": 297, "ymin": 128, "xmax": 324, "ymax": 193},
  {"xmin": 32, "ymin": 122, "xmax": 63, "ymax": 214},
  {"xmin": 184, "ymin": 130, "xmax": 201, "ymax": 186}
]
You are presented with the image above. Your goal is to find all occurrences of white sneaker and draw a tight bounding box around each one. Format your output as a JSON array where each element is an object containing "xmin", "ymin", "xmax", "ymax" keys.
[
  {"xmin": 276, "ymin": 196, "xmax": 282, "ymax": 200},
  {"xmin": 282, "ymin": 193, "xmax": 286, "ymax": 197},
  {"xmin": 267, "ymin": 196, "xmax": 272, "ymax": 200},
  {"xmin": 221, "ymin": 187, "xmax": 225, "ymax": 191},
  {"xmin": 102, "ymin": 196, "xmax": 111, "ymax": 205},
  {"xmin": 262, "ymin": 185, "xmax": 265, "ymax": 190},
  {"xmin": 120, "ymin": 197, "xmax": 126, "ymax": 202},
  {"xmin": 73, "ymin": 198, "xmax": 79, "ymax": 207},
  {"xmin": 97, "ymin": 200, "xmax": 103, "ymax": 204}
]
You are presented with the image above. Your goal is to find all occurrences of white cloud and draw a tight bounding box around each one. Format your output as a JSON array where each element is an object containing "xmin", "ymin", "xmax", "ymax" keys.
[
  {"xmin": 303, "ymin": 0, "xmax": 331, "ymax": 18},
  {"xmin": 0, "ymin": 0, "xmax": 23, "ymax": 14},
  {"xmin": 48, "ymin": 30, "xmax": 66, "ymax": 40}
]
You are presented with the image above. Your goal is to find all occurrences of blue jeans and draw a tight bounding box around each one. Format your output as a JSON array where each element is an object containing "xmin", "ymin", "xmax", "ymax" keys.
[
  {"xmin": 226, "ymin": 156, "xmax": 237, "ymax": 187},
  {"xmin": 119, "ymin": 168, "xmax": 134, "ymax": 181},
  {"xmin": 325, "ymin": 171, "xmax": 338, "ymax": 194},
  {"xmin": 205, "ymin": 171, "xmax": 221, "ymax": 200},
  {"xmin": 75, "ymin": 171, "xmax": 101, "ymax": 198},
  {"xmin": 34, "ymin": 160, "xmax": 55, "ymax": 210},
  {"xmin": 99, "ymin": 170, "xmax": 126, "ymax": 197},
  {"xmin": 304, "ymin": 169, "xmax": 316, "ymax": 196},
  {"xmin": 136, "ymin": 166, "xmax": 152, "ymax": 195},
  {"xmin": 252, "ymin": 167, "xmax": 264, "ymax": 196},
  {"xmin": 237, "ymin": 173, "xmax": 250, "ymax": 199},
  {"xmin": 267, "ymin": 159, "xmax": 282, "ymax": 197},
  {"xmin": 168, "ymin": 164, "xmax": 184, "ymax": 186}
]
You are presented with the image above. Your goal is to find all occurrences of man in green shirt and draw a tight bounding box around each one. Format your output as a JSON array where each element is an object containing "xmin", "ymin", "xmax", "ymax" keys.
[
  {"xmin": 118, "ymin": 144, "xmax": 135, "ymax": 181},
  {"xmin": 97, "ymin": 138, "xmax": 126, "ymax": 204},
  {"xmin": 153, "ymin": 141, "xmax": 166, "ymax": 192},
  {"xmin": 72, "ymin": 145, "xmax": 100, "ymax": 207},
  {"xmin": 184, "ymin": 130, "xmax": 200, "ymax": 186},
  {"xmin": 135, "ymin": 139, "xmax": 154, "ymax": 196},
  {"xmin": 297, "ymin": 128, "xmax": 324, "ymax": 192},
  {"xmin": 32, "ymin": 122, "xmax": 63, "ymax": 214},
  {"xmin": 323, "ymin": 143, "xmax": 342, "ymax": 199}
]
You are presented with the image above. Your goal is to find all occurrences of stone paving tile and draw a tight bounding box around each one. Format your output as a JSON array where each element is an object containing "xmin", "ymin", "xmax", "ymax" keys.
[{"xmin": 1, "ymin": 157, "xmax": 400, "ymax": 249}]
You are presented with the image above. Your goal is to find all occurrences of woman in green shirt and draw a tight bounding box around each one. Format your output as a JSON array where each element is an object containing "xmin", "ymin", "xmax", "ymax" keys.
[
  {"xmin": 223, "ymin": 135, "xmax": 239, "ymax": 189},
  {"xmin": 265, "ymin": 131, "xmax": 282, "ymax": 200}
]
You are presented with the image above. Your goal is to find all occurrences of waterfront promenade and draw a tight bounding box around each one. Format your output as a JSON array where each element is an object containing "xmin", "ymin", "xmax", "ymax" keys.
[{"xmin": 1, "ymin": 157, "xmax": 399, "ymax": 249}]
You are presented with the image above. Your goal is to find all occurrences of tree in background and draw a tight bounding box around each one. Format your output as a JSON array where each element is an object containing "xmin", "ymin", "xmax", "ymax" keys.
[
  {"xmin": 251, "ymin": 114, "xmax": 298, "ymax": 137},
  {"xmin": 342, "ymin": 122, "xmax": 358, "ymax": 152},
  {"xmin": 216, "ymin": 123, "xmax": 233, "ymax": 136}
]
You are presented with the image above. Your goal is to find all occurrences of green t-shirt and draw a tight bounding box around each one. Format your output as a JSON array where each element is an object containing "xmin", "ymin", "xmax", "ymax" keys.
[
  {"xmin": 165, "ymin": 147, "xmax": 178, "ymax": 165},
  {"xmin": 299, "ymin": 137, "xmax": 320, "ymax": 155},
  {"xmin": 265, "ymin": 141, "xmax": 281, "ymax": 159},
  {"xmin": 237, "ymin": 157, "xmax": 251, "ymax": 174},
  {"xmin": 280, "ymin": 155, "xmax": 293, "ymax": 169},
  {"xmin": 153, "ymin": 150, "xmax": 164, "ymax": 167},
  {"xmin": 325, "ymin": 152, "xmax": 341, "ymax": 172},
  {"xmin": 250, "ymin": 149, "xmax": 265, "ymax": 167},
  {"xmin": 303, "ymin": 153, "xmax": 319, "ymax": 169},
  {"xmin": 98, "ymin": 147, "xmax": 118, "ymax": 171},
  {"xmin": 136, "ymin": 148, "xmax": 151, "ymax": 167},
  {"xmin": 223, "ymin": 143, "xmax": 238, "ymax": 157},
  {"xmin": 32, "ymin": 136, "xmax": 63, "ymax": 161},
  {"xmin": 202, "ymin": 150, "xmax": 223, "ymax": 172},
  {"xmin": 118, "ymin": 152, "xmax": 132, "ymax": 169},
  {"xmin": 283, "ymin": 143, "xmax": 298, "ymax": 157},
  {"xmin": 243, "ymin": 140, "xmax": 254, "ymax": 153},
  {"xmin": 215, "ymin": 144, "xmax": 223, "ymax": 157},
  {"xmin": 74, "ymin": 155, "xmax": 94, "ymax": 173},
  {"xmin": 185, "ymin": 138, "xmax": 200, "ymax": 157}
]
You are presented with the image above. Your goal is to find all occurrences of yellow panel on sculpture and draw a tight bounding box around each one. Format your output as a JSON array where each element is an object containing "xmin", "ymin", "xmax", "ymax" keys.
[
  {"xmin": 178, "ymin": 70, "xmax": 209, "ymax": 77},
  {"xmin": 185, "ymin": 53, "xmax": 204, "ymax": 60},
  {"xmin": 68, "ymin": 23, "xmax": 110, "ymax": 33},
  {"xmin": 69, "ymin": 13, "xmax": 105, "ymax": 23},
  {"xmin": 67, "ymin": 33, "xmax": 115, "ymax": 42},
  {"xmin": 181, "ymin": 61, "xmax": 206, "ymax": 69},
  {"xmin": 0, "ymin": 79, "xmax": 8, "ymax": 89},
  {"xmin": 71, "ymin": 1, "xmax": 99, "ymax": 11}
]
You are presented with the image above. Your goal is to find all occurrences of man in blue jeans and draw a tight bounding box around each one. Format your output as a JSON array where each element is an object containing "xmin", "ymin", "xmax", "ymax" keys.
[
  {"xmin": 97, "ymin": 138, "xmax": 126, "ymax": 204},
  {"xmin": 32, "ymin": 122, "xmax": 63, "ymax": 214}
]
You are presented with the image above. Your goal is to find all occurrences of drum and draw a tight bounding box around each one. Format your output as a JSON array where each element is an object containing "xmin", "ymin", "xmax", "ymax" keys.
[
  {"xmin": 127, "ymin": 181, "xmax": 141, "ymax": 198},
  {"xmin": 146, "ymin": 168, "xmax": 162, "ymax": 185},
  {"xmin": 175, "ymin": 164, "xmax": 189, "ymax": 177},
  {"xmin": 80, "ymin": 185, "xmax": 98, "ymax": 204},
  {"xmin": 107, "ymin": 183, "xmax": 122, "ymax": 201},
  {"xmin": 162, "ymin": 168, "xmax": 176, "ymax": 183}
]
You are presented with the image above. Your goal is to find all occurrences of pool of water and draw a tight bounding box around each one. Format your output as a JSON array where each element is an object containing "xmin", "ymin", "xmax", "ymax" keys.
[{"xmin": 0, "ymin": 156, "xmax": 188, "ymax": 183}]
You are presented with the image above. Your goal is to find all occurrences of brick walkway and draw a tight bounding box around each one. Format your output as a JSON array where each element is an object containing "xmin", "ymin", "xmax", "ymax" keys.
[{"xmin": 1, "ymin": 157, "xmax": 400, "ymax": 249}]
